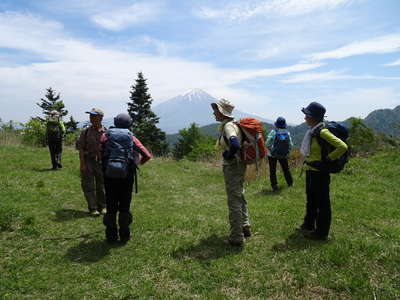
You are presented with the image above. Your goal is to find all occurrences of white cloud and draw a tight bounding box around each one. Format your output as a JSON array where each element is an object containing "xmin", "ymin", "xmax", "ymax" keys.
[
  {"xmin": 309, "ymin": 34, "xmax": 400, "ymax": 61},
  {"xmin": 0, "ymin": 12, "xmax": 323, "ymax": 122},
  {"xmin": 385, "ymin": 59, "xmax": 400, "ymax": 67},
  {"xmin": 197, "ymin": 0, "xmax": 351, "ymax": 20},
  {"xmin": 282, "ymin": 70, "xmax": 400, "ymax": 83},
  {"xmin": 323, "ymin": 87, "xmax": 400, "ymax": 121},
  {"xmin": 91, "ymin": 2, "xmax": 162, "ymax": 31}
]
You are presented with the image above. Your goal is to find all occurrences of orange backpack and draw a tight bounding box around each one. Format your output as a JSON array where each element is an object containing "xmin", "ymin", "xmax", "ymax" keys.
[{"xmin": 236, "ymin": 118, "xmax": 267, "ymax": 167}]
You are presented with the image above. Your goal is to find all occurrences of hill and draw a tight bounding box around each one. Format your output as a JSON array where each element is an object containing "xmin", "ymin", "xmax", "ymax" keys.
[
  {"xmin": 166, "ymin": 105, "xmax": 400, "ymax": 147},
  {"xmin": 153, "ymin": 89, "xmax": 273, "ymax": 134},
  {"xmin": 1, "ymin": 145, "xmax": 399, "ymax": 298}
]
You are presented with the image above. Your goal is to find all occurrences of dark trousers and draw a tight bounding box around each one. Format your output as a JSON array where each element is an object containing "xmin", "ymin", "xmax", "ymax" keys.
[
  {"xmin": 303, "ymin": 170, "xmax": 331, "ymax": 237},
  {"xmin": 48, "ymin": 139, "xmax": 62, "ymax": 169},
  {"xmin": 268, "ymin": 156, "xmax": 293, "ymax": 187},
  {"xmin": 103, "ymin": 174, "xmax": 134, "ymax": 240},
  {"xmin": 104, "ymin": 174, "xmax": 134, "ymax": 214}
]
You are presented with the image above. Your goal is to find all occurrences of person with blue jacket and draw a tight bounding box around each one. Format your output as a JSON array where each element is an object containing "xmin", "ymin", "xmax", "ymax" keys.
[
  {"xmin": 265, "ymin": 117, "xmax": 293, "ymax": 192},
  {"xmin": 296, "ymin": 102, "xmax": 348, "ymax": 240}
]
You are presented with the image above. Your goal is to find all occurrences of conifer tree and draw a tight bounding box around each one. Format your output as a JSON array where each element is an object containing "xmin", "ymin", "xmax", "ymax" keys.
[
  {"xmin": 65, "ymin": 115, "xmax": 79, "ymax": 133},
  {"xmin": 36, "ymin": 87, "xmax": 68, "ymax": 118},
  {"xmin": 127, "ymin": 72, "xmax": 168, "ymax": 155}
]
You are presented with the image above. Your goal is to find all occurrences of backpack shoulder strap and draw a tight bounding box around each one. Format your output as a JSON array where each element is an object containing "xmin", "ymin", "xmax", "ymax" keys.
[{"xmin": 313, "ymin": 125, "xmax": 329, "ymax": 161}]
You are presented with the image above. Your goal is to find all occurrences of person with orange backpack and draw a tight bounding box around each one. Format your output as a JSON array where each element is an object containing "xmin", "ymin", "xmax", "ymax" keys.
[
  {"xmin": 266, "ymin": 117, "xmax": 293, "ymax": 192},
  {"xmin": 211, "ymin": 98, "xmax": 251, "ymax": 247}
]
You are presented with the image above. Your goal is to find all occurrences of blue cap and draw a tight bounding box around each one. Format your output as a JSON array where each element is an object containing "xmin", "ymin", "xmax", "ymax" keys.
[
  {"xmin": 301, "ymin": 102, "xmax": 326, "ymax": 122},
  {"xmin": 274, "ymin": 117, "xmax": 287, "ymax": 128}
]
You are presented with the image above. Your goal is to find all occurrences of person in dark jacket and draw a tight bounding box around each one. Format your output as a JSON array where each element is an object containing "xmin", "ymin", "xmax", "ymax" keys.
[
  {"xmin": 46, "ymin": 110, "xmax": 65, "ymax": 170},
  {"xmin": 101, "ymin": 113, "xmax": 152, "ymax": 243},
  {"xmin": 296, "ymin": 102, "xmax": 347, "ymax": 240},
  {"xmin": 265, "ymin": 117, "xmax": 293, "ymax": 192}
]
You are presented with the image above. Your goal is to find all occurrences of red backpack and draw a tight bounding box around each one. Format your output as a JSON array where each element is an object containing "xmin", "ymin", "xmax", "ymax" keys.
[{"xmin": 236, "ymin": 118, "xmax": 267, "ymax": 166}]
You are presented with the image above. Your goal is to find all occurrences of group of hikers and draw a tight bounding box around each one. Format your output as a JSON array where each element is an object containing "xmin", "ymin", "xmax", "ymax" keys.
[{"xmin": 45, "ymin": 99, "xmax": 347, "ymax": 245}]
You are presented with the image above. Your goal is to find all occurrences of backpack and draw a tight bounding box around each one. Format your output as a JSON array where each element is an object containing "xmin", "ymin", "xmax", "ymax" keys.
[
  {"xmin": 46, "ymin": 120, "xmax": 62, "ymax": 141},
  {"xmin": 310, "ymin": 121, "xmax": 349, "ymax": 173},
  {"xmin": 103, "ymin": 128, "xmax": 137, "ymax": 179},
  {"xmin": 270, "ymin": 129, "xmax": 290, "ymax": 157},
  {"xmin": 235, "ymin": 118, "xmax": 267, "ymax": 167}
]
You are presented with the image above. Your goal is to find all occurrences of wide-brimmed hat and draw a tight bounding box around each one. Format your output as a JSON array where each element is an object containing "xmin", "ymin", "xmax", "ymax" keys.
[
  {"xmin": 211, "ymin": 98, "xmax": 234, "ymax": 118},
  {"xmin": 301, "ymin": 102, "xmax": 326, "ymax": 122},
  {"xmin": 86, "ymin": 108, "xmax": 104, "ymax": 116},
  {"xmin": 275, "ymin": 117, "xmax": 287, "ymax": 129},
  {"xmin": 49, "ymin": 110, "xmax": 60, "ymax": 116}
]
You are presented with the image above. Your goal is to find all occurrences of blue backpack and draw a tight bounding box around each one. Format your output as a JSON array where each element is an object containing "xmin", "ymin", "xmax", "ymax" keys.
[
  {"xmin": 310, "ymin": 121, "xmax": 350, "ymax": 173},
  {"xmin": 270, "ymin": 129, "xmax": 290, "ymax": 157},
  {"xmin": 103, "ymin": 128, "xmax": 136, "ymax": 179}
]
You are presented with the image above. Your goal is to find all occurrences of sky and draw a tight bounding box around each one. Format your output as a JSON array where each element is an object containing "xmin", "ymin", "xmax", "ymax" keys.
[{"xmin": 0, "ymin": 0, "xmax": 399, "ymax": 125}]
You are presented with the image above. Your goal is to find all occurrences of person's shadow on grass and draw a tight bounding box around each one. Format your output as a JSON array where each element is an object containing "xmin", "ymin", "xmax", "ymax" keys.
[
  {"xmin": 55, "ymin": 209, "xmax": 90, "ymax": 222},
  {"xmin": 32, "ymin": 167, "xmax": 56, "ymax": 172},
  {"xmin": 172, "ymin": 234, "xmax": 242, "ymax": 264},
  {"xmin": 271, "ymin": 232, "xmax": 328, "ymax": 252},
  {"xmin": 65, "ymin": 239, "xmax": 122, "ymax": 263}
]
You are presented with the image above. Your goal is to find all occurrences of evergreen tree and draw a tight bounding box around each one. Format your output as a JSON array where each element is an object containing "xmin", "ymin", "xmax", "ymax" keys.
[
  {"xmin": 127, "ymin": 72, "xmax": 168, "ymax": 155},
  {"xmin": 64, "ymin": 115, "xmax": 79, "ymax": 133},
  {"xmin": 36, "ymin": 87, "xmax": 68, "ymax": 118}
]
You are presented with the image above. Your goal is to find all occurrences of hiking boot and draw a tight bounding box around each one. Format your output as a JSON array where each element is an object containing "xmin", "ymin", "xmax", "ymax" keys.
[
  {"xmin": 105, "ymin": 227, "xmax": 118, "ymax": 243},
  {"xmin": 304, "ymin": 231, "xmax": 327, "ymax": 241},
  {"xmin": 243, "ymin": 226, "xmax": 252, "ymax": 238},
  {"xmin": 89, "ymin": 210, "xmax": 100, "ymax": 217},
  {"xmin": 295, "ymin": 224, "xmax": 314, "ymax": 232},
  {"xmin": 224, "ymin": 239, "xmax": 244, "ymax": 247},
  {"xmin": 272, "ymin": 185, "xmax": 278, "ymax": 192},
  {"xmin": 99, "ymin": 208, "xmax": 107, "ymax": 215}
]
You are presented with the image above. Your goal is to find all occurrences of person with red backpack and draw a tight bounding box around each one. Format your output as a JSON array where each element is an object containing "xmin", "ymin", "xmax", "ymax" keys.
[
  {"xmin": 296, "ymin": 102, "xmax": 348, "ymax": 240},
  {"xmin": 100, "ymin": 113, "xmax": 152, "ymax": 243},
  {"xmin": 266, "ymin": 117, "xmax": 293, "ymax": 192},
  {"xmin": 211, "ymin": 99, "xmax": 251, "ymax": 247}
]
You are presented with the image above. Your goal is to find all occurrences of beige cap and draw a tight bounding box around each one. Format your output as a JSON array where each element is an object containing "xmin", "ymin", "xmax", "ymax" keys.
[
  {"xmin": 86, "ymin": 108, "xmax": 104, "ymax": 116},
  {"xmin": 211, "ymin": 98, "xmax": 234, "ymax": 118},
  {"xmin": 49, "ymin": 110, "xmax": 60, "ymax": 116}
]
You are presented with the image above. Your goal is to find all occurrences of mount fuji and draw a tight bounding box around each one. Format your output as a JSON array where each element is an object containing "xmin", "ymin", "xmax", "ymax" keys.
[{"xmin": 153, "ymin": 89, "xmax": 273, "ymax": 134}]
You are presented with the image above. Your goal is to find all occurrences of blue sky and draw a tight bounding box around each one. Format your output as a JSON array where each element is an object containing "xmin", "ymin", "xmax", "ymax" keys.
[{"xmin": 0, "ymin": 0, "xmax": 399, "ymax": 124}]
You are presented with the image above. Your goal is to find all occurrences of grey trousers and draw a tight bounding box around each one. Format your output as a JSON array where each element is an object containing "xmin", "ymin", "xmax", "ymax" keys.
[
  {"xmin": 80, "ymin": 156, "xmax": 105, "ymax": 211},
  {"xmin": 223, "ymin": 161, "xmax": 250, "ymax": 243}
]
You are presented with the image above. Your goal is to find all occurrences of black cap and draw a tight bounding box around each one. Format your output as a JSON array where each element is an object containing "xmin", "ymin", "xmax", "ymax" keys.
[
  {"xmin": 114, "ymin": 113, "xmax": 132, "ymax": 128},
  {"xmin": 301, "ymin": 102, "xmax": 326, "ymax": 122}
]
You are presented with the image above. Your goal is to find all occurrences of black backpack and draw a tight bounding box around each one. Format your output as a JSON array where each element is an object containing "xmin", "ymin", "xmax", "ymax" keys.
[
  {"xmin": 270, "ymin": 129, "xmax": 290, "ymax": 157},
  {"xmin": 46, "ymin": 120, "xmax": 62, "ymax": 141},
  {"xmin": 308, "ymin": 121, "xmax": 349, "ymax": 173}
]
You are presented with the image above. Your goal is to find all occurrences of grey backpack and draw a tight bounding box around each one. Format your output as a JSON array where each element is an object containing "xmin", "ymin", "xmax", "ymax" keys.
[{"xmin": 104, "ymin": 128, "xmax": 135, "ymax": 179}]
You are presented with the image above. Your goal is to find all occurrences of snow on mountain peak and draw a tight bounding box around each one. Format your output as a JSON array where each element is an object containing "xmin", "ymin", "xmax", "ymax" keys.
[{"xmin": 181, "ymin": 88, "xmax": 212, "ymax": 101}]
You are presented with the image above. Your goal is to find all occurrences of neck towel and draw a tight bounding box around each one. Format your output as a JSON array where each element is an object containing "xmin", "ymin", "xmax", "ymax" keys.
[{"xmin": 300, "ymin": 122, "xmax": 324, "ymax": 157}]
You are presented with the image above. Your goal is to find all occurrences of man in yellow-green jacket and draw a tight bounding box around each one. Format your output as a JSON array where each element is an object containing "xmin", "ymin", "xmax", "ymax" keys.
[{"xmin": 296, "ymin": 102, "xmax": 348, "ymax": 240}]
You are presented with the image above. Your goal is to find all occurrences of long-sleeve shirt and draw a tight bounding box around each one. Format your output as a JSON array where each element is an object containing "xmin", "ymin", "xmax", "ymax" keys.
[
  {"xmin": 265, "ymin": 129, "xmax": 293, "ymax": 157},
  {"xmin": 305, "ymin": 128, "xmax": 348, "ymax": 171}
]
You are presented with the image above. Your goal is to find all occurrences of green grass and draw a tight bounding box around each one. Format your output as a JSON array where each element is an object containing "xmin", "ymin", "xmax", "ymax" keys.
[{"xmin": 0, "ymin": 145, "xmax": 399, "ymax": 299}]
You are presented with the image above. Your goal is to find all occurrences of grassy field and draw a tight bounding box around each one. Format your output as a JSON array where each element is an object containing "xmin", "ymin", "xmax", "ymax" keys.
[{"xmin": 0, "ymin": 145, "xmax": 399, "ymax": 299}]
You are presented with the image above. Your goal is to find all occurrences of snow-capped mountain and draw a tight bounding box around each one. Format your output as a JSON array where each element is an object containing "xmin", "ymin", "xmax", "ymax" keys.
[{"xmin": 153, "ymin": 89, "xmax": 273, "ymax": 133}]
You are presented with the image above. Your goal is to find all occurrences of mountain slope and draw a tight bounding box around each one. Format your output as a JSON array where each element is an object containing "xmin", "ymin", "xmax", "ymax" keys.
[{"xmin": 153, "ymin": 89, "xmax": 273, "ymax": 134}]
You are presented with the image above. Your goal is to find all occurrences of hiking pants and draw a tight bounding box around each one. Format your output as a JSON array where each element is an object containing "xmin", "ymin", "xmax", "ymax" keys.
[
  {"xmin": 103, "ymin": 173, "xmax": 134, "ymax": 240},
  {"xmin": 223, "ymin": 161, "xmax": 250, "ymax": 243},
  {"xmin": 80, "ymin": 156, "xmax": 105, "ymax": 212},
  {"xmin": 303, "ymin": 170, "xmax": 331, "ymax": 237},
  {"xmin": 48, "ymin": 138, "xmax": 62, "ymax": 169},
  {"xmin": 268, "ymin": 156, "xmax": 293, "ymax": 188}
]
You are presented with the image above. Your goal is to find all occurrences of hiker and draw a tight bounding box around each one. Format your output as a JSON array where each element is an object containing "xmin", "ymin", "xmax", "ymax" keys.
[
  {"xmin": 77, "ymin": 108, "xmax": 107, "ymax": 216},
  {"xmin": 266, "ymin": 117, "xmax": 293, "ymax": 192},
  {"xmin": 45, "ymin": 110, "xmax": 66, "ymax": 170},
  {"xmin": 211, "ymin": 98, "xmax": 251, "ymax": 247},
  {"xmin": 296, "ymin": 102, "xmax": 348, "ymax": 240},
  {"xmin": 101, "ymin": 113, "xmax": 152, "ymax": 243}
]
